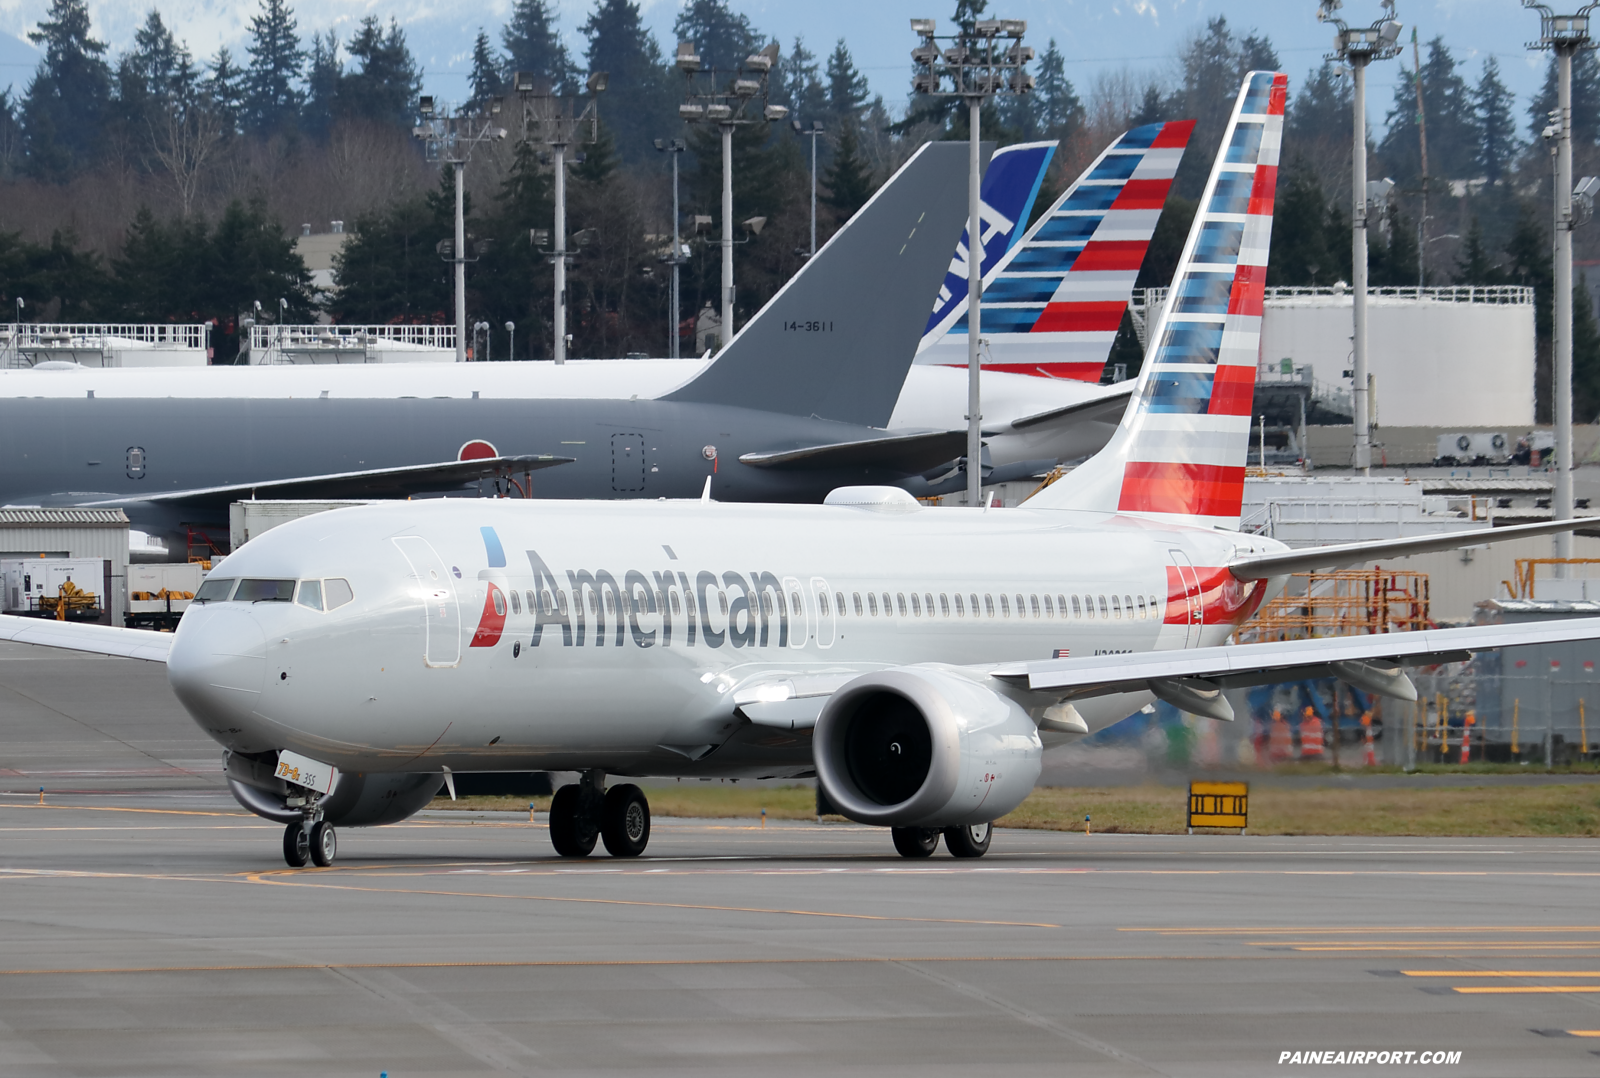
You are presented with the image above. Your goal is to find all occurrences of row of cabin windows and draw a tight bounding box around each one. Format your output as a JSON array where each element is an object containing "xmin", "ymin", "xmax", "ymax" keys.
[{"xmin": 499, "ymin": 585, "xmax": 1163, "ymax": 623}]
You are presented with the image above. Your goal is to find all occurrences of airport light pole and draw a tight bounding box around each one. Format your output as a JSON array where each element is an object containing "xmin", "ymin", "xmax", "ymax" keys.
[
  {"xmin": 676, "ymin": 41, "xmax": 788, "ymax": 348},
  {"xmin": 413, "ymin": 96, "xmax": 510, "ymax": 363},
  {"xmin": 1321, "ymin": 1, "xmax": 1403, "ymax": 476},
  {"xmin": 505, "ymin": 320, "xmax": 516, "ymax": 362},
  {"xmin": 1525, "ymin": 2, "xmax": 1600, "ymax": 563},
  {"xmin": 655, "ymin": 137, "xmax": 689, "ymax": 357},
  {"xmin": 791, "ymin": 119, "xmax": 825, "ymax": 257},
  {"xmin": 515, "ymin": 72, "xmax": 608, "ymax": 365},
  {"xmin": 910, "ymin": 15, "xmax": 1034, "ymax": 506}
]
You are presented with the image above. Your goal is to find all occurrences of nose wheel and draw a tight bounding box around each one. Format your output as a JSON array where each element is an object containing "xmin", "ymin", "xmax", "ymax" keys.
[{"xmin": 281, "ymin": 820, "xmax": 338, "ymax": 867}]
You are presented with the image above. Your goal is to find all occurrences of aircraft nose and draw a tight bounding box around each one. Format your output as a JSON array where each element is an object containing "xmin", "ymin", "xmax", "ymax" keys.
[{"xmin": 168, "ymin": 604, "xmax": 267, "ymax": 730}]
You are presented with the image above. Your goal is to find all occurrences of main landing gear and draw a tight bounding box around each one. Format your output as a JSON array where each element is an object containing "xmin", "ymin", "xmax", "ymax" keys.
[
  {"xmin": 281, "ymin": 793, "xmax": 336, "ymax": 868},
  {"xmin": 550, "ymin": 770, "xmax": 651, "ymax": 858},
  {"xmin": 890, "ymin": 822, "xmax": 992, "ymax": 859}
]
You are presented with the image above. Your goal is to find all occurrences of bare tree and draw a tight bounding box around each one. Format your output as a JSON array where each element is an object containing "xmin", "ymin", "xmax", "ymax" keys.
[{"xmin": 147, "ymin": 99, "xmax": 226, "ymax": 218}]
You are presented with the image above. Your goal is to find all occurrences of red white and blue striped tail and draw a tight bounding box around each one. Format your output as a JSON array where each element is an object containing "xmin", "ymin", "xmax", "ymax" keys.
[
  {"xmin": 915, "ymin": 119, "xmax": 1194, "ymax": 382},
  {"xmin": 1027, "ymin": 71, "xmax": 1285, "ymax": 529}
]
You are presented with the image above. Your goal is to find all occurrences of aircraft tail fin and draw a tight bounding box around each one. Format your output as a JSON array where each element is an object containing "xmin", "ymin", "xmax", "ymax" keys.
[
  {"xmin": 662, "ymin": 140, "xmax": 980, "ymax": 429},
  {"xmin": 1026, "ymin": 72, "xmax": 1286, "ymax": 529},
  {"xmin": 916, "ymin": 120, "xmax": 1194, "ymax": 381}
]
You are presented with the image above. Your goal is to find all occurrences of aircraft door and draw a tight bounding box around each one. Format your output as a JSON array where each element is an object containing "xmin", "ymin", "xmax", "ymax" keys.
[
  {"xmin": 392, "ymin": 536, "xmax": 462, "ymax": 668},
  {"xmin": 809, "ymin": 577, "xmax": 836, "ymax": 648},
  {"xmin": 1168, "ymin": 549, "xmax": 1202, "ymax": 649},
  {"xmin": 612, "ymin": 434, "xmax": 645, "ymax": 492}
]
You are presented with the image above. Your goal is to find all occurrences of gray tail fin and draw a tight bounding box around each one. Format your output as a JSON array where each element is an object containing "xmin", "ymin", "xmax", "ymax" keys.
[{"xmin": 662, "ymin": 140, "xmax": 983, "ymax": 429}]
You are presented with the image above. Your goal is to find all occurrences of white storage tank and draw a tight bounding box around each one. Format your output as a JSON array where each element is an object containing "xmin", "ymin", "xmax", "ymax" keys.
[{"xmin": 1256, "ymin": 286, "xmax": 1535, "ymax": 428}]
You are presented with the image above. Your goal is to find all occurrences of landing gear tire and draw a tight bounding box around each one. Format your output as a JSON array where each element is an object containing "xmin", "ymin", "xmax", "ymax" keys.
[
  {"xmin": 944, "ymin": 822, "xmax": 992, "ymax": 858},
  {"xmin": 282, "ymin": 823, "xmax": 310, "ymax": 867},
  {"xmin": 891, "ymin": 827, "xmax": 941, "ymax": 858},
  {"xmin": 309, "ymin": 820, "xmax": 337, "ymax": 867},
  {"xmin": 601, "ymin": 784, "xmax": 651, "ymax": 858},
  {"xmin": 549, "ymin": 783, "xmax": 597, "ymax": 858}
]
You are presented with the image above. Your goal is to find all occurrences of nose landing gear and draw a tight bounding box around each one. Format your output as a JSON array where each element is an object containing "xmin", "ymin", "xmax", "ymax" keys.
[
  {"xmin": 280, "ymin": 792, "xmax": 337, "ymax": 868},
  {"xmin": 550, "ymin": 771, "xmax": 652, "ymax": 858}
]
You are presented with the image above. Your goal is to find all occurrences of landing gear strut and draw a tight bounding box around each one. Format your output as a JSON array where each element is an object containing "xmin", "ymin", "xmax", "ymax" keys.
[
  {"xmin": 281, "ymin": 791, "xmax": 336, "ymax": 868},
  {"xmin": 550, "ymin": 771, "xmax": 652, "ymax": 858}
]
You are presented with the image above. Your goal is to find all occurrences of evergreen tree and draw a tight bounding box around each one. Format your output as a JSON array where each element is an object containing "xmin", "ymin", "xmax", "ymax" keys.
[
  {"xmin": 205, "ymin": 47, "xmax": 245, "ymax": 135},
  {"xmin": 1505, "ymin": 201, "xmax": 1554, "ymax": 420},
  {"xmin": 1575, "ymin": 272, "xmax": 1600, "ymax": 421},
  {"xmin": 502, "ymin": 0, "xmax": 573, "ymax": 91},
  {"xmin": 301, "ymin": 30, "xmax": 341, "ymax": 137},
  {"xmin": 1286, "ymin": 63, "xmax": 1351, "ymax": 149},
  {"xmin": 1379, "ymin": 36, "xmax": 1479, "ymax": 183},
  {"xmin": 339, "ymin": 17, "xmax": 420, "ymax": 129},
  {"xmin": 206, "ymin": 198, "xmax": 314, "ymax": 321},
  {"xmin": 1531, "ymin": 48, "xmax": 1600, "ymax": 146},
  {"xmin": 1474, "ymin": 57, "xmax": 1519, "ymax": 184},
  {"xmin": 581, "ymin": 0, "xmax": 671, "ymax": 165},
  {"xmin": 468, "ymin": 29, "xmax": 505, "ymax": 108},
  {"xmin": 1453, "ymin": 218, "xmax": 1505, "ymax": 285},
  {"xmin": 673, "ymin": 0, "xmax": 761, "ymax": 74},
  {"xmin": 0, "ymin": 90, "xmax": 21, "ymax": 177},
  {"xmin": 119, "ymin": 11, "xmax": 196, "ymax": 116},
  {"xmin": 1267, "ymin": 165, "xmax": 1334, "ymax": 286},
  {"xmin": 779, "ymin": 37, "xmax": 825, "ymax": 121},
  {"xmin": 824, "ymin": 39, "xmax": 868, "ymax": 121},
  {"xmin": 1166, "ymin": 17, "xmax": 1277, "ymax": 199},
  {"xmin": 331, "ymin": 188, "xmax": 453, "ymax": 325},
  {"xmin": 821, "ymin": 123, "xmax": 873, "ymax": 220},
  {"xmin": 1033, "ymin": 40, "xmax": 1083, "ymax": 135},
  {"xmin": 20, "ymin": 0, "xmax": 112, "ymax": 181},
  {"xmin": 243, "ymin": 0, "xmax": 305, "ymax": 134}
]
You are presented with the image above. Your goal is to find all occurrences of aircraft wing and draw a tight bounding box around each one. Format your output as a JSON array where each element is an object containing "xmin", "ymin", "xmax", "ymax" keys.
[
  {"xmin": 78, "ymin": 454, "xmax": 573, "ymax": 510},
  {"xmin": 1229, "ymin": 517, "xmax": 1595, "ymax": 580},
  {"xmin": 986, "ymin": 617, "xmax": 1600, "ymax": 720},
  {"xmin": 738, "ymin": 430, "xmax": 968, "ymax": 474},
  {"xmin": 0, "ymin": 614, "xmax": 172, "ymax": 663}
]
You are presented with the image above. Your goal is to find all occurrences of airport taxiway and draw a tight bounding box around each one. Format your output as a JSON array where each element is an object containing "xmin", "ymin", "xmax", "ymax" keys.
[{"xmin": 7, "ymin": 645, "xmax": 1600, "ymax": 1075}]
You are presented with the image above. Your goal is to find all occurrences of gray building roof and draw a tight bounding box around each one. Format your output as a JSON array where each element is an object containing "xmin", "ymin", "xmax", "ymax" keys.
[{"xmin": 0, "ymin": 508, "xmax": 129, "ymax": 527}]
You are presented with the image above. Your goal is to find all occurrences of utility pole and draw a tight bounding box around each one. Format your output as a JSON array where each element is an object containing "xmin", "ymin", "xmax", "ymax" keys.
[
  {"xmin": 1322, "ymin": 1, "xmax": 1404, "ymax": 476},
  {"xmin": 911, "ymin": 15, "xmax": 1034, "ymax": 506},
  {"xmin": 1525, "ymin": 2, "xmax": 1599, "ymax": 565},
  {"xmin": 792, "ymin": 120, "xmax": 825, "ymax": 256},
  {"xmin": 675, "ymin": 41, "xmax": 788, "ymax": 349},
  {"xmin": 515, "ymin": 71, "xmax": 608, "ymax": 365},
  {"xmin": 655, "ymin": 138, "xmax": 688, "ymax": 357},
  {"xmin": 413, "ymin": 96, "xmax": 510, "ymax": 363}
]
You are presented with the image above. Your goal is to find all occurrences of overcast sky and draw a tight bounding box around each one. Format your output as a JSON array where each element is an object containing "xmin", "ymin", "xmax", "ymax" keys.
[{"xmin": 0, "ymin": 1, "xmax": 1560, "ymax": 138}]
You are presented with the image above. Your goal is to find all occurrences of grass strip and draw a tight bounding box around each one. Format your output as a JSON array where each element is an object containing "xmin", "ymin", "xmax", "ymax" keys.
[{"xmin": 433, "ymin": 783, "xmax": 1600, "ymax": 836}]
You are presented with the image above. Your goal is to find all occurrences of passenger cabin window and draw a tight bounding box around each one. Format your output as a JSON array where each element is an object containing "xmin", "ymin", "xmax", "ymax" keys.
[
  {"xmin": 924, "ymin": 593, "xmax": 934, "ymax": 615},
  {"xmin": 1083, "ymin": 595, "xmax": 1093, "ymax": 619},
  {"xmin": 1042, "ymin": 595, "xmax": 1053, "ymax": 617},
  {"xmin": 1099, "ymin": 595, "xmax": 1109, "ymax": 617},
  {"xmin": 670, "ymin": 592, "xmax": 682, "ymax": 615},
  {"xmin": 853, "ymin": 592, "xmax": 863, "ymax": 615},
  {"xmin": 1126, "ymin": 594, "xmax": 1136, "ymax": 619},
  {"xmin": 236, "ymin": 579, "xmax": 295, "ymax": 603},
  {"xmin": 509, "ymin": 590, "xmax": 521, "ymax": 615},
  {"xmin": 492, "ymin": 589, "xmax": 506, "ymax": 616},
  {"xmin": 719, "ymin": 591, "xmax": 730, "ymax": 615},
  {"xmin": 999, "ymin": 594, "xmax": 1010, "ymax": 617},
  {"xmin": 195, "ymin": 578, "xmax": 235, "ymax": 603},
  {"xmin": 954, "ymin": 594, "xmax": 964, "ymax": 617},
  {"xmin": 835, "ymin": 591, "xmax": 845, "ymax": 615},
  {"xmin": 819, "ymin": 593, "xmax": 830, "ymax": 617},
  {"xmin": 1111, "ymin": 595, "xmax": 1121, "ymax": 619},
  {"xmin": 970, "ymin": 593, "xmax": 980, "ymax": 615},
  {"xmin": 791, "ymin": 591, "xmax": 803, "ymax": 614},
  {"xmin": 984, "ymin": 594, "xmax": 995, "ymax": 617},
  {"xmin": 882, "ymin": 592, "xmax": 892, "ymax": 615},
  {"xmin": 940, "ymin": 594, "xmax": 950, "ymax": 616},
  {"xmin": 909, "ymin": 593, "xmax": 920, "ymax": 616},
  {"xmin": 296, "ymin": 580, "xmax": 323, "ymax": 611},
  {"xmin": 1058, "ymin": 594, "xmax": 1068, "ymax": 616},
  {"xmin": 867, "ymin": 593, "xmax": 878, "ymax": 616}
]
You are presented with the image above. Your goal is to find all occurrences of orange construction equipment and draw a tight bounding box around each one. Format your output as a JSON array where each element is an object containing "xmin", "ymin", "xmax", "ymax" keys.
[
  {"xmin": 1299, "ymin": 706, "xmax": 1325, "ymax": 760},
  {"xmin": 1460, "ymin": 712, "xmax": 1475, "ymax": 765},
  {"xmin": 1361, "ymin": 712, "xmax": 1377, "ymax": 766},
  {"xmin": 1268, "ymin": 710, "xmax": 1294, "ymax": 763}
]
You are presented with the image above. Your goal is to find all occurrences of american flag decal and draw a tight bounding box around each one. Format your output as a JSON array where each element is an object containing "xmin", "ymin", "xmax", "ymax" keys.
[
  {"xmin": 917, "ymin": 121, "xmax": 1195, "ymax": 383},
  {"xmin": 1053, "ymin": 648, "xmax": 1071, "ymax": 659}
]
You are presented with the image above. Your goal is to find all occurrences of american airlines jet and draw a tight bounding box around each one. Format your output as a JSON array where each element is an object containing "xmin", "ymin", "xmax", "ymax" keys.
[{"xmin": 7, "ymin": 73, "xmax": 1591, "ymax": 868}]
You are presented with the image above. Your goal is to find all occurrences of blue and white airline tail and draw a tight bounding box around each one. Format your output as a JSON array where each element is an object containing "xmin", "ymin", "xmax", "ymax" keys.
[
  {"xmin": 917, "ymin": 120, "xmax": 1194, "ymax": 381},
  {"xmin": 923, "ymin": 140, "xmax": 1057, "ymax": 333},
  {"xmin": 1028, "ymin": 72, "xmax": 1286, "ymax": 529}
]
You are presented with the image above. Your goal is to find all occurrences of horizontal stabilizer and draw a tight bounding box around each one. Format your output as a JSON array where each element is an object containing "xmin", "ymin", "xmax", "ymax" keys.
[
  {"xmin": 82, "ymin": 454, "xmax": 572, "ymax": 509},
  {"xmin": 739, "ymin": 429, "xmax": 968, "ymax": 474},
  {"xmin": 988, "ymin": 616, "xmax": 1600, "ymax": 701},
  {"xmin": 0, "ymin": 614, "xmax": 172, "ymax": 663},
  {"xmin": 1229, "ymin": 517, "xmax": 1594, "ymax": 581},
  {"xmin": 1008, "ymin": 382, "xmax": 1134, "ymax": 431}
]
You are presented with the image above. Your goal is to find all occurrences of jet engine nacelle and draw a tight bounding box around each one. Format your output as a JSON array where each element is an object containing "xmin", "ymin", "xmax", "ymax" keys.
[
  {"xmin": 224, "ymin": 751, "xmax": 442, "ymax": 827},
  {"xmin": 814, "ymin": 665, "xmax": 1042, "ymax": 828}
]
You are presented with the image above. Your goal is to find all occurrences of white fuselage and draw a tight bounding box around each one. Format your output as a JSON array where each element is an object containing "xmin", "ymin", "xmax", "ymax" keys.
[
  {"xmin": 0, "ymin": 360, "xmax": 1117, "ymax": 469},
  {"xmin": 167, "ymin": 497, "xmax": 1288, "ymax": 778}
]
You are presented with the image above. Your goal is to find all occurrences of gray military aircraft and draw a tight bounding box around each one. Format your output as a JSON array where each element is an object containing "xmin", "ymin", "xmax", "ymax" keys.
[{"xmin": 0, "ymin": 142, "xmax": 992, "ymax": 552}]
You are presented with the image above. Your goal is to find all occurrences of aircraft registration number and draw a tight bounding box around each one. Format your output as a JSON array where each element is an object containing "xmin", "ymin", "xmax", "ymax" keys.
[{"xmin": 782, "ymin": 321, "xmax": 834, "ymax": 332}]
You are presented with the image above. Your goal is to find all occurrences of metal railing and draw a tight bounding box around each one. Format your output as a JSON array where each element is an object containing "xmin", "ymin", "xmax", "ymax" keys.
[
  {"xmin": 249, "ymin": 324, "xmax": 457, "ymax": 364},
  {"xmin": 0, "ymin": 323, "xmax": 209, "ymax": 368}
]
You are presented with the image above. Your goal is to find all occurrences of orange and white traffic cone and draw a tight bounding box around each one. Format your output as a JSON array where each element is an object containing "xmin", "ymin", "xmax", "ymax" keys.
[
  {"xmin": 1362, "ymin": 712, "xmax": 1377, "ymax": 767},
  {"xmin": 1460, "ymin": 713, "xmax": 1475, "ymax": 765}
]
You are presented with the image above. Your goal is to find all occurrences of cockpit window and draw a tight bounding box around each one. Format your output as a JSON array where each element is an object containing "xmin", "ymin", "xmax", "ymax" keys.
[
  {"xmin": 324, "ymin": 578, "xmax": 354, "ymax": 610},
  {"xmin": 296, "ymin": 579, "xmax": 323, "ymax": 611},
  {"xmin": 236, "ymin": 579, "xmax": 295, "ymax": 603},
  {"xmin": 194, "ymin": 578, "xmax": 235, "ymax": 603}
]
